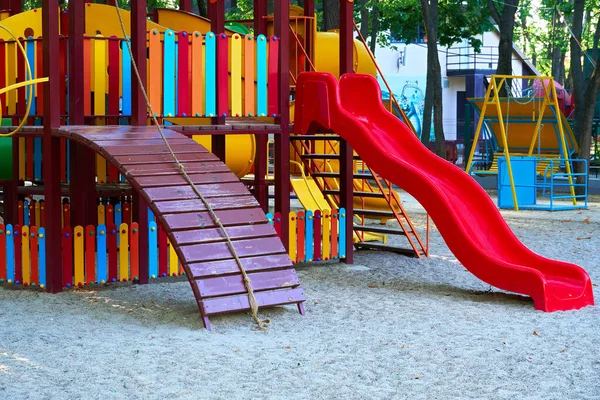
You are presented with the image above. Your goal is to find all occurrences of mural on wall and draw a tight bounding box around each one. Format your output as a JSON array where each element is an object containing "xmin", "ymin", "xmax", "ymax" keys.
[{"xmin": 379, "ymin": 76, "xmax": 434, "ymax": 142}]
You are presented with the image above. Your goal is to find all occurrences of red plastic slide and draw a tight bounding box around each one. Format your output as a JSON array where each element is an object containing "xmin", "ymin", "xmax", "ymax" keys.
[{"xmin": 295, "ymin": 72, "xmax": 594, "ymax": 312}]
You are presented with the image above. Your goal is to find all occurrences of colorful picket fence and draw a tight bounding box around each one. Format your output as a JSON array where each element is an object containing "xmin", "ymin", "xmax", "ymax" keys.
[
  {"xmin": 1, "ymin": 32, "xmax": 279, "ymax": 120},
  {"xmin": 0, "ymin": 219, "xmax": 183, "ymax": 288},
  {"xmin": 267, "ymin": 208, "xmax": 346, "ymax": 264}
]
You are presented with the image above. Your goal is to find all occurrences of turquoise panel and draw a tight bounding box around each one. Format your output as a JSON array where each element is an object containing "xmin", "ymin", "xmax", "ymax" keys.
[
  {"xmin": 256, "ymin": 35, "xmax": 267, "ymax": 116},
  {"xmin": 205, "ymin": 32, "xmax": 216, "ymax": 117}
]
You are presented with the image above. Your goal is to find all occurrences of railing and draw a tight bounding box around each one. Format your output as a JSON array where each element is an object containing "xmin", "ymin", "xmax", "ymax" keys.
[{"xmin": 446, "ymin": 46, "xmax": 500, "ymax": 74}]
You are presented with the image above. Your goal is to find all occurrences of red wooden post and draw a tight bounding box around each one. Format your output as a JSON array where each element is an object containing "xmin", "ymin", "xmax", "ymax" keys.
[
  {"xmin": 209, "ymin": 0, "xmax": 226, "ymax": 162},
  {"xmin": 304, "ymin": 0, "xmax": 315, "ymax": 69},
  {"xmin": 8, "ymin": 0, "xmax": 21, "ymax": 15},
  {"xmin": 43, "ymin": 0, "xmax": 64, "ymax": 293},
  {"xmin": 339, "ymin": 0, "xmax": 354, "ymax": 264},
  {"xmin": 14, "ymin": 225, "xmax": 22, "ymax": 284},
  {"xmin": 131, "ymin": 0, "xmax": 149, "ymax": 285},
  {"xmin": 252, "ymin": 0, "xmax": 268, "ymax": 212},
  {"xmin": 274, "ymin": 0, "xmax": 290, "ymax": 251},
  {"xmin": 107, "ymin": 224, "xmax": 118, "ymax": 282},
  {"xmin": 62, "ymin": 226, "xmax": 72, "ymax": 287}
]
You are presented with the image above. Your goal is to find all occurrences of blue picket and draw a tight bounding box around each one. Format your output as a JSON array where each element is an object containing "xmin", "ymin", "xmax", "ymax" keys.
[
  {"xmin": 33, "ymin": 138, "xmax": 42, "ymax": 181},
  {"xmin": 339, "ymin": 208, "xmax": 346, "ymax": 259},
  {"xmin": 96, "ymin": 224, "xmax": 107, "ymax": 283},
  {"xmin": 38, "ymin": 228, "xmax": 46, "ymax": 287},
  {"xmin": 148, "ymin": 221, "xmax": 158, "ymax": 278},
  {"xmin": 305, "ymin": 210, "xmax": 313, "ymax": 262},
  {"xmin": 26, "ymin": 37, "xmax": 36, "ymax": 115},
  {"xmin": 23, "ymin": 201, "xmax": 30, "ymax": 226},
  {"xmin": 163, "ymin": 30, "xmax": 176, "ymax": 120},
  {"xmin": 256, "ymin": 34, "xmax": 267, "ymax": 116},
  {"xmin": 6, "ymin": 224, "xmax": 14, "ymax": 282},
  {"xmin": 121, "ymin": 39, "xmax": 132, "ymax": 115},
  {"xmin": 205, "ymin": 32, "xmax": 216, "ymax": 117}
]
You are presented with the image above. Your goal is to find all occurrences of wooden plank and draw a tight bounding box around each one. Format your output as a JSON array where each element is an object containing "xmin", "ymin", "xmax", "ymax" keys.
[
  {"xmin": 0, "ymin": 224, "xmax": 6, "ymax": 282},
  {"xmin": 30, "ymin": 226, "xmax": 38, "ymax": 286},
  {"xmin": 21, "ymin": 226, "xmax": 30, "ymax": 285},
  {"xmin": 297, "ymin": 211, "xmax": 305, "ymax": 263},
  {"xmin": 108, "ymin": 36, "xmax": 120, "ymax": 122},
  {"xmin": 134, "ymin": 171, "xmax": 238, "ymax": 188},
  {"xmin": 83, "ymin": 37, "xmax": 91, "ymax": 116},
  {"xmin": 62, "ymin": 226, "xmax": 73, "ymax": 287},
  {"xmin": 173, "ymin": 223, "xmax": 277, "ymax": 245},
  {"xmin": 186, "ymin": 253, "xmax": 292, "ymax": 278},
  {"xmin": 200, "ymin": 287, "xmax": 305, "ymax": 316},
  {"xmin": 85, "ymin": 225, "xmax": 95, "ymax": 284},
  {"xmin": 119, "ymin": 223, "xmax": 129, "ymax": 281},
  {"xmin": 130, "ymin": 222, "xmax": 140, "ymax": 280},
  {"xmin": 26, "ymin": 138, "xmax": 33, "ymax": 180},
  {"xmin": 149, "ymin": 221, "xmax": 158, "ymax": 278},
  {"xmin": 205, "ymin": 32, "xmax": 216, "ymax": 117},
  {"xmin": 243, "ymin": 34, "xmax": 255, "ymax": 117},
  {"xmin": 148, "ymin": 29, "xmax": 162, "ymax": 117},
  {"xmin": 256, "ymin": 34, "xmax": 267, "ymax": 117},
  {"xmin": 217, "ymin": 33, "xmax": 228, "ymax": 116},
  {"xmin": 177, "ymin": 31, "xmax": 190, "ymax": 117},
  {"xmin": 273, "ymin": 211, "xmax": 281, "ymax": 239},
  {"xmin": 161, "ymin": 208, "xmax": 267, "ymax": 231},
  {"xmin": 322, "ymin": 209, "xmax": 331, "ymax": 260},
  {"xmin": 314, "ymin": 210, "xmax": 322, "ymax": 261},
  {"xmin": 14, "ymin": 226, "xmax": 22, "ymax": 284},
  {"xmin": 100, "ymin": 143, "xmax": 202, "ymax": 156},
  {"xmin": 230, "ymin": 34, "xmax": 242, "ymax": 117},
  {"xmin": 178, "ymin": 237, "xmax": 287, "ymax": 263},
  {"xmin": 122, "ymin": 160, "xmax": 225, "ymax": 175},
  {"xmin": 5, "ymin": 225, "xmax": 14, "ymax": 282},
  {"xmin": 288, "ymin": 211, "xmax": 296, "ymax": 262},
  {"xmin": 114, "ymin": 153, "xmax": 217, "ymax": 166},
  {"xmin": 195, "ymin": 269, "xmax": 300, "ymax": 298},
  {"xmin": 158, "ymin": 223, "xmax": 168, "ymax": 277},
  {"xmin": 35, "ymin": 37, "xmax": 43, "ymax": 116},
  {"xmin": 144, "ymin": 182, "xmax": 248, "ymax": 202},
  {"xmin": 74, "ymin": 225, "xmax": 84, "ymax": 286},
  {"xmin": 93, "ymin": 35, "xmax": 107, "ymax": 117},
  {"xmin": 169, "ymin": 239, "xmax": 178, "ymax": 276},
  {"xmin": 163, "ymin": 30, "xmax": 176, "ymax": 118},
  {"xmin": 121, "ymin": 40, "xmax": 132, "ymax": 116},
  {"xmin": 92, "ymin": 138, "xmax": 191, "ymax": 147},
  {"xmin": 38, "ymin": 228, "xmax": 46, "ymax": 288},
  {"xmin": 107, "ymin": 224, "xmax": 118, "ymax": 282},
  {"xmin": 18, "ymin": 138, "xmax": 24, "ymax": 180},
  {"xmin": 305, "ymin": 210, "xmax": 313, "ymax": 262},
  {"xmin": 267, "ymin": 36, "xmax": 279, "ymax": 116},
  {"xmin": 153, "ymin": 195, "xmax": 258, "ymax": 214},
  {"xmin": 331, "ymin": 209, "xmax": 338, "ymax": 259},
  {"xmin": 339, "ymin": 208, "xmax": 346, "ymax": 259},
  {"xmin": 97, "ymin": 224, "xmax": 107, "ymax": 283},
  {"xmin": 190, "ymin": 32, "xmax": 203, "ymax": 117}
]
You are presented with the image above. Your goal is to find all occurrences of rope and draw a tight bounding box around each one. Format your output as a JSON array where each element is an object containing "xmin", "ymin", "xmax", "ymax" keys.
[
  {"xmin": 0, "ymin": 23, "xmax": 49, "ymax": 137},
  {"xmin": 113, "ymin": 4, "xmax": 269, "ymax": 330}
]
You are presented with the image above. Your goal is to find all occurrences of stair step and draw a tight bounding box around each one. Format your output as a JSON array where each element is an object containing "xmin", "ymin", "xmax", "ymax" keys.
[
  {"xmin": 290, "ymin": 135, "xmax": 341, "ymax": 141},
  {"xmin": 354, "ymin": 209, "xmax": 400, "ymax": 219},
  {"xmin": 301, "ymin": 154, "xmax": 362, "ymax": 160},
  {"xmin": 355, "ymin": 242, "xmax": 421, "ymax": 257},
  {"xmin": 322, "ymin": 190, "xmax": 386, "ymax": 199},
  {"xmin": 353, "ymin": 225, "xmax": 408, "ymax": 236}
]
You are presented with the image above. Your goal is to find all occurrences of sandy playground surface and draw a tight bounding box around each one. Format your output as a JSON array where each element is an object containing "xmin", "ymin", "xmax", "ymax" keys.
[{"xmin": 1, "ymin": 193, "xmax": 599, "ymax": 399}]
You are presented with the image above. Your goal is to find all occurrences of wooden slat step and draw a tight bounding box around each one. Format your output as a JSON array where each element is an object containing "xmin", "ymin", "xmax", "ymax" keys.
[
  {"xmin": 161, "ymin": 208, "xmax": 267, "ymax": 231},
  {"xmin": 102, "ymin": 143, "xmax": 202, "ymax": 156},
  {"xmin": 144, "ymin": 182, "xmax": 248, "ymax": 202},
  {"xmin": 134, "ymin": 171, "xmax": 239, "ymax": 188},
  {"xmin": 195, "ymin": 269, "xmax": 300, "ymax": 298},
  {"xmin": 188, "ymin": 254, "xmax": 292, "ymax": 279},
  {"xmin": 112, "ymin": 152, "xmax": 215, "ymax": 165},
  {"xmin": 92, "ymin": 138, "xmax": 191, "ymax": 147},
  {"xmin": 200, "ymin": 287, "xmax": 305, "ymax": 316},
  {"xmin": 173, "ymin": 224, "xmax": 277, "ymax": 245},
  {"xmin": 355, "ymin": 242, "xmax": 420, "ymax": 257},
  {"xmin": 122, "ymin": 160, "xmax": 227, "ymax": 176},
  {"xmin": 179, "ymin": 237, "xmax": 287, "ymax": 263},
  {"xmin": 153, "ymin": 195, "xmax": 259, "ymax": 214},
  {"xmin": 353, "ymin": 225, "xmax": 408, "ymax": 236}
]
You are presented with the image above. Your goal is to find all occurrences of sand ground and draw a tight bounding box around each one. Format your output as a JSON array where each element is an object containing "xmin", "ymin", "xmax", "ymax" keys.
[{"xmin": 0, "ymin": 194, "xmax": 599, "ymax": 399}]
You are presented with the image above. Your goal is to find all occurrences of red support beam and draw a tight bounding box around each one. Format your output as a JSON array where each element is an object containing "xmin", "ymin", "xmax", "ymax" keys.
[
  {"xmin": 274, "ymin": 0, "xmax": 290, "ymax": 251},
  {"xmin": 131, "ymin": 0, "xmax": 147, "ymax": 126},
  {"xmin": 131, "ymin": 0, "xmax": 149, "ymax": 285},
  {"xmin": 304, "ymin": 0, "xmax": 315, "ymax": 67},
  {"xmin": 42, "ymin": 0, "xmax": 63, "ymax": 293},
  {"xmin": 179, "ymin": 0, "xmax": 191, "ymax": 12},
  {"xmin": 339, "ymin": 0, "xmax": 354, "ymax": 263},
  {"xmin": 68, "ymin": 0, "xmax": 95, "ymax": 228},
  {"xmin": 253, "ymin": 0, "xmax": 268, "ymax": 212},
  {"xmin": 8, "ymin": 0, "xmax": 21, "ymax": 15},
  {"xmin": 209, "ymin": 0, "xmax": 226, "ymax": 162}
]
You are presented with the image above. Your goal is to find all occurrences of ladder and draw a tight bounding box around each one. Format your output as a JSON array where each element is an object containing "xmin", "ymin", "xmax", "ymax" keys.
[{"xmin": 290, "ymin": 134, "xmax": 429, "ymax": 258}]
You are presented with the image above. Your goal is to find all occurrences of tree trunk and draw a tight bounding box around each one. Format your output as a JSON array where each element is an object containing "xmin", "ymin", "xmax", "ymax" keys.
[
  {"xmin": 196, "ymin": 0, "xmax": 207, "ymax": 17},
  {"xmin": 570, "ymin": 0, "xmax": 600, "ymax": 194},
  {"xmin": 420, "ymin": 0, "xmax": 445, "ymax": 157},
  {"xmin": 369, "ymin": 2, "xmax": 379, "ymax": 55},
  {"xmin": 359, "ymin": 0, "xmax": 369, "ymax": 40},
  {"xmin": 488, "ymin": 0, "xmax": 519, "ymax": 97},
  {"xmin": 322, "ymin": 0, "xmax": 339, "ymax": 31}
]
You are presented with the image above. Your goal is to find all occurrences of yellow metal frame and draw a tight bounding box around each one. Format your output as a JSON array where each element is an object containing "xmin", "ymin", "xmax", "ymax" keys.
[{"xmin": 465, "ymin": 75, "xmax": 576, "ymax": 210}]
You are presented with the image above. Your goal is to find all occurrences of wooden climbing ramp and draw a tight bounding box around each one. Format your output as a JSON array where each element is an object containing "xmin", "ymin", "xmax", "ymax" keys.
[{"xmin": 57, "ymin": 126, "xmax": 306, "ymax": 330}]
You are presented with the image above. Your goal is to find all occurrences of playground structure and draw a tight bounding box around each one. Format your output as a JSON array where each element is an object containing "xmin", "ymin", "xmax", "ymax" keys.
[
  {"xmin": 465, "ymin": 75, "xmax": 588, "ymax": 211},
  {"xmin": 0, "ymin": 0, "xmax": 593, "ymax": 330}
]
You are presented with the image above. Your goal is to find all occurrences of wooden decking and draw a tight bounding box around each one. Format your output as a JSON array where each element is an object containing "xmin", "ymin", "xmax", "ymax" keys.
[{"xmin": 56, "ymin": 125, "xmax": 305, "ymax": 330}]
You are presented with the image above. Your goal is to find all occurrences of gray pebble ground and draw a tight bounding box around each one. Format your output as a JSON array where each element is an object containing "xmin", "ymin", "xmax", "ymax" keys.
[{"xmin": 0, "ymin": 193, "xmax": 598, "ymax": 399}]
